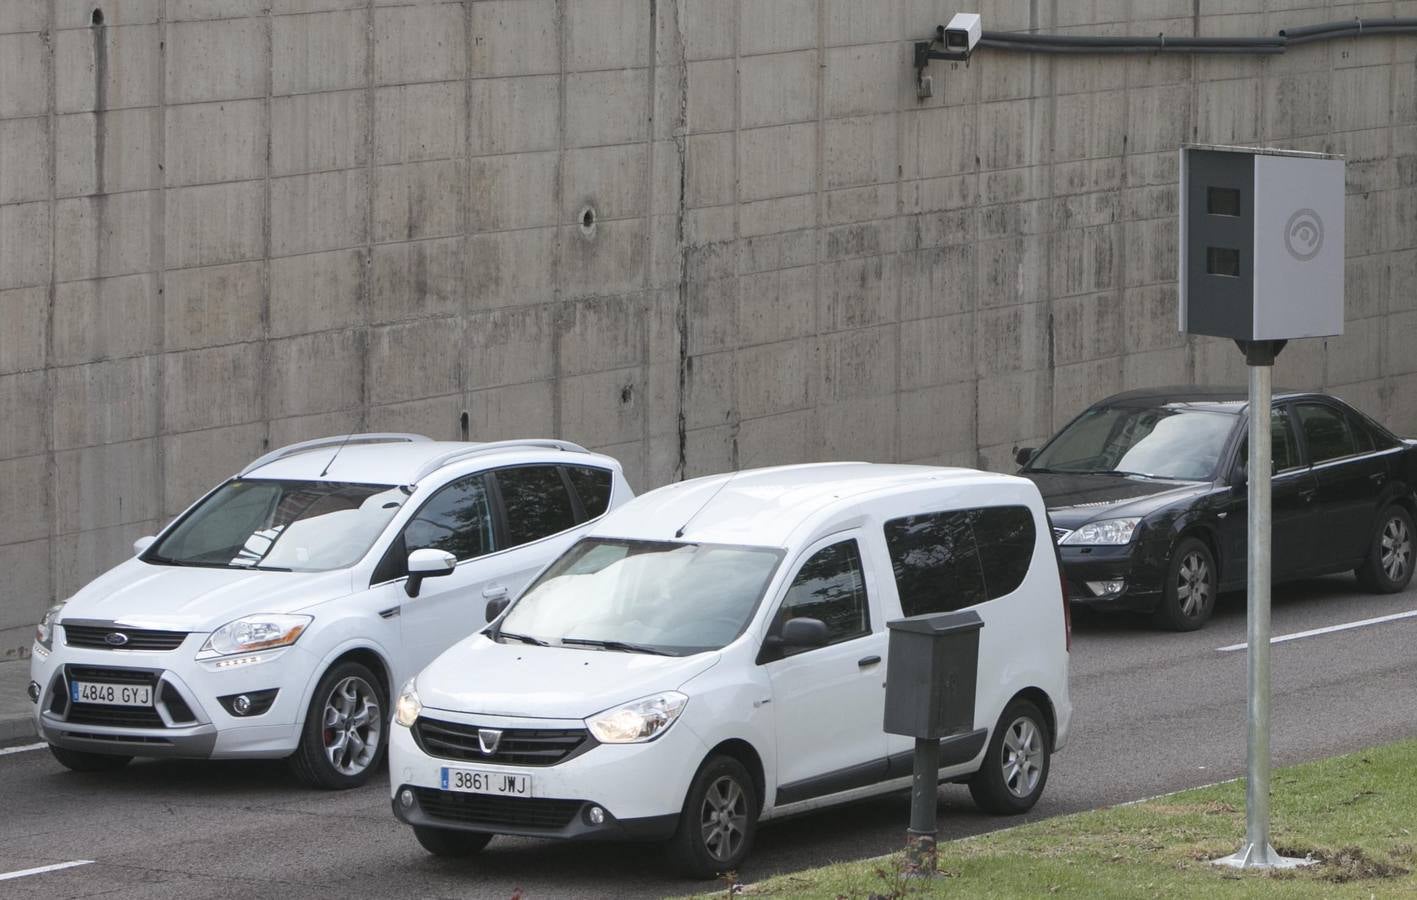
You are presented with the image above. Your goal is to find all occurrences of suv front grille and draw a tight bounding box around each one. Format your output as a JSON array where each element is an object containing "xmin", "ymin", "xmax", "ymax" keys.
[
  {"xmin": 63, "ymin": 624, "xmax": 188, "ymax": 651},
  {"xmin": 413, "ymin": 787, "xmax": 581, "ymax": 830},
  {"xmin": 62, "ymin": 666, "xmax": 165, "ymax": 729},
  {"xmin": 412, "ymin": 718, "xmax": 592, "ymax": 766}
]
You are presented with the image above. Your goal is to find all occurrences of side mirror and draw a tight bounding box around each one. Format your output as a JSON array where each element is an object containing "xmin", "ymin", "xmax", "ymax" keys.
[
  {"xmin": 405, "ymin": 548, "xmax": 456, "ymax": 598},
  {"xmin": 485, "ymin": 596, "xmax": 511, "ymax": 622},
  {"xmin": 1231, "ymin": 459, "xmax": 1248, "ymax": 487},
  {"xmin": 1015, "ymin": 447, "xmax": 1037, "ymax": 468},
  {"xmin": 779, "ymin": 617, "xmax": 830, "ymax": 649},
  {"xmin": 133, "ymin": 535, "xmax": 156, "ymax": 556}
]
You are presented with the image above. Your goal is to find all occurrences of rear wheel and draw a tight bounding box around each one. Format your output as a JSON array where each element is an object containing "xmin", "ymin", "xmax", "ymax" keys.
[
  {"xmin": 1153, "ymin": 537, "xmax": 1216, "ymax": 631},
  {"xmin": 968, "ymin": 699, "xmax": 1050, "ymax": 815},
  {"xmin": 1356, "ymin": 505, "xmax": 1415, "ymax": 593},
  {"xmin": 288, "ymin": 661, "xmax": 386, "ymax": 790},
  {"xmin": 49, "ymin": 745, "xmax": 131, "ymax": 772},
  {"xmin": 413, "ymin": 826, "xmax": 493, "ymax": 857},
  {"xmin": 667, "ymin": 755, "xmax": 758, "ymax": 879}
]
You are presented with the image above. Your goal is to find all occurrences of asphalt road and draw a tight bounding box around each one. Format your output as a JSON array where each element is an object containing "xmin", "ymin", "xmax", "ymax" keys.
[{"xmin": 2, "ymin": 575, "xmax": 1415, "ymax": 899}]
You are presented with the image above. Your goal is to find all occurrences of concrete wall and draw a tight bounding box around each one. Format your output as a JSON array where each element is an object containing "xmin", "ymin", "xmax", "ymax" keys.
[{"xmin": 4, "ymin": 0, "xmax": 1417, "ymax": 655}]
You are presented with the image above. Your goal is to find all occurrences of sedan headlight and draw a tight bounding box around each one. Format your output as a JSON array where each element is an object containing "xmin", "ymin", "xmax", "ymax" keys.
[
  {"xmin": 35, "ymin": 603, "xmax": 65, "ymax": 651},
  {"xmin": 198, "ymin": 614, "xmax": 311, "ymax": 658},
  {"xmin": 1061, "ymin": 517, "xmax": 1142, "ymax": 546},
  {"xmin": 585, "ymin": 691, "xmax": 688, "ymax": 744},
  {"xmin": 395, "ymin": 679, "xmax": 421, "ymax": 728}
]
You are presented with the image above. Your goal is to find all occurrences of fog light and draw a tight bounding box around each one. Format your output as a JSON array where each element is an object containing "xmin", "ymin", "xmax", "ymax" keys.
[
  {"xmin": 27, "ymin": 681, "xmax": 40, "ymax": 703},
  {"xmin": 587, "ymin": 805, "xmax": 606, "ymax": 825},
  {"xmin": 400, "ymin": 788, "xmax": 414, "ymax": 809},
  {"xmin": 232, "ymin": 694, "xmax": 251, "ymax": 715},
  {"xmin": 1086, "ymin": 579, "xmax": 1125, "ymax": 596}
]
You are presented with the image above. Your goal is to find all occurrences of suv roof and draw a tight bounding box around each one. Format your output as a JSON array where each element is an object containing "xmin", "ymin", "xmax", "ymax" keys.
[
  {"xmin": 242, "ymin": 434, "xmax": 601, "ymax": 485},
  {"xmin": 594, "ymin": 462, "xmax": 1031, "ymax": 548}
]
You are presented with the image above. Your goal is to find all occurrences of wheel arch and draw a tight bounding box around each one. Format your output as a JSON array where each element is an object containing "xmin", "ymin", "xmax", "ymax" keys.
[
  {"xmin": 1006, "ymin": 687, "xmax": 1058, "ymax": 752},
  {"xmin": 702, "ymin": 738, "xmax": 767, "ymax": 815},
  {"xmin": 295, "ymin": 641, "xmax": 396, "ymax": 728},
  {"xmin": 1174, "ymin": 523, "xmax": 1221, "ymax": 582}
]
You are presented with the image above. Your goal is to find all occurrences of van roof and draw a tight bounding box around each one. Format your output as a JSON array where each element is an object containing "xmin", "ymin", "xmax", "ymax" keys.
[
  {"xmin": 590, "ymin": 462, "xmax": 1031, "ymax": 548},
  {"xmin": 243, "ymin": 437, "xmax": 611, "ymax": 486}
]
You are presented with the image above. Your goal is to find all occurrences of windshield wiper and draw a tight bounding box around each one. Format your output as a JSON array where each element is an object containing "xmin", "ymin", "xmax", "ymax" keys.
[
  {"xmin": 497, "ymin": 631, "xmax": 549, "ymax": 647},
  {"xmin": 560, "ymin": 637, "xmax": 671, "ymax": 655}
]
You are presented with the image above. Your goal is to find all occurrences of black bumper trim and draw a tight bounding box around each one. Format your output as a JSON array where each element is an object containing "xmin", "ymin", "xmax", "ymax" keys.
[{"xmin": 391, "ymin": 784, "xmax": 679, "ymax": 842}]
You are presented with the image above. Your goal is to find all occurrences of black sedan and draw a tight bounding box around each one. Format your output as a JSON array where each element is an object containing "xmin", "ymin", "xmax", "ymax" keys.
[{"xmin": 1017, "ymin": 386, "xmax": 1417, "ymax": 630}]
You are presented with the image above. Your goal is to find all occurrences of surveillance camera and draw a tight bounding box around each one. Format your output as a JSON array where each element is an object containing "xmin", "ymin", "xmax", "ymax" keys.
[{"xmin": 941, "ymin": 12, "xmax": 982, "ymax": 60}]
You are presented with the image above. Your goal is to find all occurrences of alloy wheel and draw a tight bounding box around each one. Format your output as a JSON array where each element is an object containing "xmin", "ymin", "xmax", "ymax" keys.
[
  {"xmin": 700, "ymin": 775, "xmax": 748, "ymax": 862},
  {"xmin": 1381, "ymin": 516, "xmax": 1411, "ymax": 583},
  {"xmin": 322, "ymin": 676, "xmax": 381, "ymax": 776},
  {"xmin": 1001, "ymin": 716, "xmax": 1044, "ymax": 799},
  {"xmin": 1176, "ymin": 551, "xmax": 1212, "ymax": 618}
]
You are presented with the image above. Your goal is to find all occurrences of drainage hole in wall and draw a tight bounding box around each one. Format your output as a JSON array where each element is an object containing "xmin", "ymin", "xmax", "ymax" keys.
[
  {"xmin": 579, "ymin": 206, "xmax": 597, "ymax": 236},
  {"xmin": 91, "ymin": 8, "xmax": 104, "ymax": 24}
]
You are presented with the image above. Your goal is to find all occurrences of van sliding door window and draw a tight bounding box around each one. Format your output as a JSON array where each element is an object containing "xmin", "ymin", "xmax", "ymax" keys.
[{"xmin": 884, "ymin": 506, "xmax": 1037, "ymax": 614}]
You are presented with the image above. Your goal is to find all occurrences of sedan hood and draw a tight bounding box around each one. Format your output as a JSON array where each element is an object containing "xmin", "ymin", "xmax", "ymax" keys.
[
  {"xmin": 1023, "ymin": 472, "xmax": 1210, "ymax": 529},
  {"xmin": 416, "ymin": 635, "xmax": 721, "ymax": 720},
  {"xmin": 56, "ymin": 558, "xmax": 355, "ymax": 632}
]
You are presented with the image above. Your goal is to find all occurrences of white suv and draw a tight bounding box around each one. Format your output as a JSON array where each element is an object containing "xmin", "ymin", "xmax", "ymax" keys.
[
  {"xmin": 388, "ymin": 463, "xmax": 1071, "ymax": 877},
  {"xmin": 29, "ymin": 434, "xmax": 631, "ymax": 788}
]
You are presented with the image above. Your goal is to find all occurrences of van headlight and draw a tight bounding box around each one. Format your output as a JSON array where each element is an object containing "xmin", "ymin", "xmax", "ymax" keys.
[
  {"xmin": 395, "ymin": 679, "xmax": 421, "ymax": 728},
  {"xmin": 585, "ymin": 692, "xmax": 688, "ymax": 744},
  {"xmin": 197, "ymin": 614, "xmax": 311, "ymax": 658},
  {"xmin": 1060, "ymin": 518, "xmax": 1142, "ymax": 545},
  {"xmin": 35, "ymin": 603, "xmax": 65, "ymax": 651}
]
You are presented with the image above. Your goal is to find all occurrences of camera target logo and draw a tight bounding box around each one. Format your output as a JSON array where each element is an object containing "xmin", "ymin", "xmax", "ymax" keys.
[{"xmin": 1284, "ymin": 208, "xmax": 1324, "ymax": 261}]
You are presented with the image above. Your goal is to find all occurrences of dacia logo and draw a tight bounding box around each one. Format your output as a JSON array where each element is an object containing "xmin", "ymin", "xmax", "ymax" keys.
[
  {"xmin": 477, "ymin": 728, "xmax": 502, "ymax": 755},
  {"xmin": 104, "ymin": 632, "xmax": 129, "ymax": 647}
]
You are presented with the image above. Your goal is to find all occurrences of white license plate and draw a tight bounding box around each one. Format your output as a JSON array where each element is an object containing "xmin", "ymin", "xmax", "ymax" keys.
[
  {"xmin": 70, "ymin": 681, "xmax": 152, "ymax": 707},
  {"xmin": 440, "ymin": 767, "xmax": 532, "ymax": 797}
]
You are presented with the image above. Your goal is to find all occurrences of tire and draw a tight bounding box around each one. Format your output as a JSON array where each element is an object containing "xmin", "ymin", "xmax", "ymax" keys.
[
  {"xmin": 968, "ymin": 699, "xmax": 1051, "ymax": 815},
  {"xmin": 667, "ymin": 755, "xmax": 758, "ymax": 879},
  {"xmin": 413, "ymin": 826, "xmax": 493, "ymax": 858},
  {"xmin": 1152, "ymin": 537, "xmax": 1217, "ymax": 632},
  {"xmin": 49, "ymin": 745, "xmax": 131, "ymax": 772},
  {"xmin": 288, "ymin": 661, "xmax": 387, "ymax": 790},
  {"xmin": 1356, "ymin": 504, "xmax": 1415, "ymax": 594}
]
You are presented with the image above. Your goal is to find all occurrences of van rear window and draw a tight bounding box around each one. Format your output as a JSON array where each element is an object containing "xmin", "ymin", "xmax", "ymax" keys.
[{"xmin": 883, "ymin": 506, "xmax": 1036, "ymax": 615}]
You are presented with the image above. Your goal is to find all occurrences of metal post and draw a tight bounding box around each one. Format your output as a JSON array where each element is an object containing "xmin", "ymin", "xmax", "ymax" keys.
[
  {"xmin": 1214, "ymin": 343, "xmax": 1308, "ymax": 870},
  {"xmin": 904, "ymin": 736, "xmax": 940, "ymax": 875}
]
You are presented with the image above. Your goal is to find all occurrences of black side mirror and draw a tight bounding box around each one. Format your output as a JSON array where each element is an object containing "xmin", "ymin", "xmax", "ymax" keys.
[
  {"xmin": 1015, "ymin": 447, "xmax": 1037, "ymax": 468},
  {"xmin": 1231, "ymin": 459, "xmax": 1248, "ymax": 487},
  {"xmin": 780, "ymin": 617, "xmax": 829, "ymax": 649},
  {"xmin": 485, "ymin": 596, "xmax": 511, "ymax": 622}
]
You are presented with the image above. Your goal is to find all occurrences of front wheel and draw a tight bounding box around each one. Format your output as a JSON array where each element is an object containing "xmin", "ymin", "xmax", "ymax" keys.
[
  {"xmin": 1153, "ymin": 537, "xmax": 1216, "ymax": 631},
  {"xmin": 413, "ymin": 826, "xmax": 493, "ymax": 857},
  {"xmin": 49, "ymin": 745, "xmax": 131, "ymax": 772},
  {"xmin": 667, "ymin": 755, "xmax": 758, "ymax": 879},
  {"xmin": 1356, "ymin": 504, "xmax": 1415, "ymax": 593},
  {"xmin": 968, "ymin": 699, "xmax": 1050, "ymax": 815},
  {"xmin": 288, "ymin": 661, "xmax": 387, "ymax": 789}
]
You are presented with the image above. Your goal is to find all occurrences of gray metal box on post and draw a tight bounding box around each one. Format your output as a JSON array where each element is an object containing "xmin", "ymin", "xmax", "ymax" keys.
[{"xmin": 883, "ymin": 610, "xmax": 982, "ymax": 739}]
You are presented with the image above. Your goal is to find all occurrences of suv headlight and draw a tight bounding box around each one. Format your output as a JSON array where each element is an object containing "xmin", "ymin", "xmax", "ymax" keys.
[
  {"xmin": 198, "ymin": 614, "xmax": 311, "ymax": 658},
  {"xmin": 585, "ymin": 691, "xmax": 688, "ymax": 744},
  {"xmin": 35, "ymin": 603, "xmax": 65, "ymax": 651},
  {"xmin": 395, "ymin": 679, "xmax": 421, "ymax": 728},
  {"xmin": 1060, "ymin": 517, "xmax": 1142, "ymax": 546}
]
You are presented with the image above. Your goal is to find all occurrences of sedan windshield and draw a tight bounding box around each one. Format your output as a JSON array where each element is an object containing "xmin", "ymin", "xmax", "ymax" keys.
[
  {"xmin": 496, "ymin": 538, "xmax": 784, "ymax": 656},
  {"xmin": 146, "ymin": 479, "xmax": 406, "ymax": 572},
  {"xmin": 1028, "ymin": 405, "xmax": 1236, "ymax": 481}
]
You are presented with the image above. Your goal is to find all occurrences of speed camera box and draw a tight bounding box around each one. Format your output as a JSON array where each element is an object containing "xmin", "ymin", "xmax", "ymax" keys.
[{"xmin": 1178, "ymin": 145, "xmax": 1344, "ymax": 341}]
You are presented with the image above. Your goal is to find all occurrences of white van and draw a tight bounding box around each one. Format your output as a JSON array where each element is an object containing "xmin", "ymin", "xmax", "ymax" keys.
[
  {"xmin": 388, "ymin": 463, "xmax": 1071, "ymax": 877},
  {"xmin": 29, "ymin": 434, "xmax": 632, "ymax": 788}
]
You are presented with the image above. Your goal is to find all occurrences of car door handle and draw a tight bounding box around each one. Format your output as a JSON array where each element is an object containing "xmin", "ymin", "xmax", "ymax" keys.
[
  {"xmin": 1369, "ymin": 472, "xmax": 1386, "ymax": 484},
  {"xmin": 858, "ymin": 655, "xmax": 881, "ymax": 668},
  {"xmin": 481, "ymin": 585, "xmax": 508, "ymax": 599},
  {"xmin": 1298, "ymin": 488, "xmax": 1317, "ymax": 501}
]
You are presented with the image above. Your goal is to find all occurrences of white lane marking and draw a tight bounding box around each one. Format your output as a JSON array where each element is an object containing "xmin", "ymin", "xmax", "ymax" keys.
[
  {"xmin": 0, "ymin": 860, "xmax": 94, "ymax": 881},
  {"xmin": 1217, "ymin": 608, "xmax": 1417, "ymax": 652},
  {"xmin": 0, "ymin": 742, "xmax": 45, "ymax": 757}
]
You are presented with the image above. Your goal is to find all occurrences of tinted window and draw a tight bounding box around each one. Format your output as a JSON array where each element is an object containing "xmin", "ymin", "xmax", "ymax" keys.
[
  {"xmin": 566, "ymin": 466, "xmax": 614, "ymax": 519},
  {"xmin": 1297, "ymin": 403, "xmax": 1358, "ymax": 463},
  {"xmin": 1346, "ymin": 412, "xmax": 1375, "ymax": 453},
  {"xmin": 884, "ymin": 511, "xmax": 987, "ymax": 616},
  {"xmin": 1238, "ymin": 408, "xmax": 1301, "ymax": 473},
  {"xmin": 496, "ymin": 466, "xmax": 578, "ymax": 546},
  {"xmin": 775, "ymin": 540, "xmax": 870, "ymax": 650},
  {"xmin": 403, "ymin": 474, "xmax": 493, "ymax": 562},
  {"xmin": 971, "ymin": 507, "xmax": 1036, "ymax": 598}
]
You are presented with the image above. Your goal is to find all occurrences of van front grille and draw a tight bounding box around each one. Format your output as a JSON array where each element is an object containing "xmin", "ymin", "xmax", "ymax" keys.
[
  {"xmin": 412, "ymin": 718, "xmax": 592, "ymax": 766},
  {"xmin": 413, "ymin": 788, "xmax": 582, "ymax": 830}
]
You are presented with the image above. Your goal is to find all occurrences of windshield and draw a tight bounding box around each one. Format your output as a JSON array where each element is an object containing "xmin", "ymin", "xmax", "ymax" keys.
[
  {"xmin": 496, "ymin": 538, "xmax": 784, "ymax": 656},
  {"xmin": 146, "ymin": 479, "xmax": 406, "ymax": 572},
  {"xmin": 1027, "ymin": 405, "xmax": 1236, "ymax": 481}
]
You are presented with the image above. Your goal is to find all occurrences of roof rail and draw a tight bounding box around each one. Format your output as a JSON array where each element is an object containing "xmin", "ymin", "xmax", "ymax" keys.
[
  {"xmin": 239, "ymin": 433, "xmax": 431, "ymax": 477},
  {"xmin": 409, "ymin": 439, "xmax": 590, "ymax": 484}
]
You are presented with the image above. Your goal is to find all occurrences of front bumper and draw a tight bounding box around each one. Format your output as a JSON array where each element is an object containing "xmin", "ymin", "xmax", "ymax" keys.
[
  {"xmin": 388, "ymin": 707, "xmax": 707, "ymax": 842},
  {"xmin": 1058, "ymin": 541, "xmax": 1167, "ymax": 613},
  {"xmin": 29, "ymin": 635, "xmax": 313, "ymax": 759}
]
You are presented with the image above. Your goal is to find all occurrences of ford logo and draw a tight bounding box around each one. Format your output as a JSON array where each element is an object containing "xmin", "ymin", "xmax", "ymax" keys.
[{"xmin": 104, "ymin": 632, "xmax": 129, "ymax": 647}]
